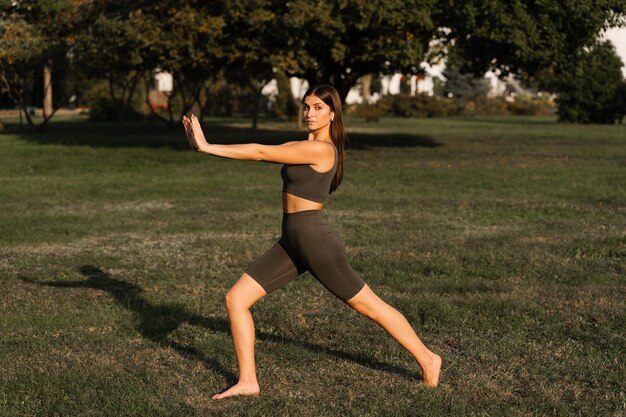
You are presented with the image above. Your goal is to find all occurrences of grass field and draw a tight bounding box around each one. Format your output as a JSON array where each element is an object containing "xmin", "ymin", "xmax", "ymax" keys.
[{"xmin": 0, "ymin": 115, "xmax": 624, "ymax": 416}]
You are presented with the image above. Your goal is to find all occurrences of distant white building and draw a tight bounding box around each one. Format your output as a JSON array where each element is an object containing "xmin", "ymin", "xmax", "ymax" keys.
[
  {"xmin": 154, "ymin": 71, "xmax": 173, "ymax": 92},
  {"xmin": 340, "ymin": 61, "xmax": 508, "ymax": 104}
]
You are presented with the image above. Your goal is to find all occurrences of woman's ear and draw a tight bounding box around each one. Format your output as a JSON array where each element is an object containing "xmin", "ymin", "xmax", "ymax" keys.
[{"xmin": 330, "ymin": 112, "xmax": 335, "ymax": 122}]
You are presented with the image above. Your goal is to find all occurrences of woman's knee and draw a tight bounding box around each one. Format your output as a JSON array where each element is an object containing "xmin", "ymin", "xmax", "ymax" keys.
[
  {"xmin": 225, "ymin": 273, "xmax": 266, "ymax": 312},
  {"xmin": 347, "ymin": 285, "xmax": 384, "ymax": 321},
  {"xmin": 224, "ymin": 288, "xmax": 242, "ymax": 313}
]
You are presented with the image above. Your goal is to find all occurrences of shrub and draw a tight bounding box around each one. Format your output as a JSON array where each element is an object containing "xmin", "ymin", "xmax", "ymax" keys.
[
  {"xmin": 354, "ymin": 100, "xmax": 389, "ymax": 122},
  {"xmin": 384, "ymin": 94, "xmax": 422, "ymax": 118},
  {"xmin": 369, "ymin": 94, "xmax": 555, "ymax": 119},
  {"xmin": 507, "ymin": 97, "xmax": 546, "ymax": 116},
  {"xmin": 472, "ymin": 97, "xmax": 510, "ymax": 116},
  {"xmin": 383, "ymin": 94, "xmax": 464, "ymax": 118},
  {"xmin": 88, "ymin": 97, "xmax": 144, "ymax": 122}
]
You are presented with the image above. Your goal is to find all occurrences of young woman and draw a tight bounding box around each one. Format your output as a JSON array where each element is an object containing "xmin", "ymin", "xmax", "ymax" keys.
[{"xmin": 182, "ymin": 84, "xmax": 441, "ymax": 400}]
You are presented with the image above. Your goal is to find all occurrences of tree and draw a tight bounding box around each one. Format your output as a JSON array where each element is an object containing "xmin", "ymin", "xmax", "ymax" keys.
[
  {"xmin": 434, "ymin": 0, "xmax": 626, "ymax": 122},
  {"xmin": 275, "ymin": 0, "xmax": 438, "ymax": 102},
  {"xmin": 73, "ymin": 1, "xmax": 158, "ymax": 124},
  {"xmin": 0, "ymin": 0, "xmax": 77, "ymax": 130},
  {"xmin": 556, "ymin": 41, "xmax": 626, "ymax": 124},
  {"xmin": 220, "ymin": 0, "xmax": 278, "ymax": 131},
  {"xmin": 0, "ymin": 16, "xmax": 43, "ymax": 127},
  {"xmin": 135, "ymin": 0, "xmax": 225, "ymax": 128}
]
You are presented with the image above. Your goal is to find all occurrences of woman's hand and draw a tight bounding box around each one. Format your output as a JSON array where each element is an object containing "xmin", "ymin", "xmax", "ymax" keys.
[{"xmin": 182, "ymin": 114, "xmax": 209, "ymax": 152}]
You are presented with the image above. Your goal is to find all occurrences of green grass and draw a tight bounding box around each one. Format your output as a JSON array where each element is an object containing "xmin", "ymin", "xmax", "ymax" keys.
[{"xmin": 1, "ymin": 115, "xmax": 625, "ymax": 416}]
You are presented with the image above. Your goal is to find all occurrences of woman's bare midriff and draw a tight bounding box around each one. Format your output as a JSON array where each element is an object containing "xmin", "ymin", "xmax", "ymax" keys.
[{"xmin": 282, "ymin": 192, "xmax": 324, "ymax": 213}]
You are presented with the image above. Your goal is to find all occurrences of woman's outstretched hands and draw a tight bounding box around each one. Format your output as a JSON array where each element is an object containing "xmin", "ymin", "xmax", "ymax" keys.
[{"xmin": 182, "ymin": 114, "xmax": 209, "ymax": 152}]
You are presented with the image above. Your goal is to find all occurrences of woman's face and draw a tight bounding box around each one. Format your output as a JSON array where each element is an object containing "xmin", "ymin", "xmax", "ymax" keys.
[{"xmin": 303, "ymin": 95, "xmax": 334, "ymax": 132}]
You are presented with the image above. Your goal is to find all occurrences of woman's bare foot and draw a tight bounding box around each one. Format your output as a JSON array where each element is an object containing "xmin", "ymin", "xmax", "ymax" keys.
[
  {"xmin": 212, "ymin": 381, "xmax": 260, "ymax": 400},
  {"xmin": 421, "ymin": 353, "xmax": 442, "ymax": 387}
]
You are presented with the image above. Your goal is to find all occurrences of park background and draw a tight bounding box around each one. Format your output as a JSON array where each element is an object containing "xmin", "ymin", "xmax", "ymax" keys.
[{"xmin": 1, "ymin": 1, "xmax": 625, "ymax": 416}]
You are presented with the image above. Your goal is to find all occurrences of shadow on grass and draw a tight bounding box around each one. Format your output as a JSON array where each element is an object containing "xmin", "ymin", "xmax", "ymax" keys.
[
  {"xmin": 21, "ymin": 265, "xmax": 421, "ymax": 385},
  {"xmin": 7, "ymin": 119, "xmax": 441, "ymax": 150}
]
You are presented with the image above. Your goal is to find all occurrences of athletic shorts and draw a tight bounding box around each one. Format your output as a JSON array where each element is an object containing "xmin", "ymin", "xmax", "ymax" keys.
[{"xmin": 246, "ymin": 210, "xmax": 365, "ymax": 302}]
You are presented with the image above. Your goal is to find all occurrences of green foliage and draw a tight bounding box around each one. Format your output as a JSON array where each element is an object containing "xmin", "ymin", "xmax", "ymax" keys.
[
  {"xmin": 0, "ymin": 1, "xmax": 77, "ymax": 128},
  {"xmin": 83, "ymin": 79, "xmax": 147, "ymax": 122},
  {"xmin": 434, "ymin": 0, "xmax": 626, "ymax": 78},
  {"xmin": 72, "ymin": 2, "xmax": 154, "ymax": 123},
  {"xmin": 399, "ymin": 75, "xmax": 412, "ymax": 95},
  {"xmin": 375, "ymin": 94, "xmax": 549, "ymax": 119},
  {"xmin": 202, "ymin": 77, "xmax": 270, "ymax": 118},
  {"xmin": 442, "ymin": 66, "xmax": 490, "ymax": 99},
  {"xmin": 469, "ymin": 96, "xmax": 509, "ymax": 116},
  {"xmin": 353, "ymin": 100, "xmax": 390, "ymax": 122},
  {"xmin": 434, "ymin": 0, "xmax": 626, "ymax": 123},
  {"xmin": 5, "ymin": 0, "xmax": 626, "ymax": 127},
  {"xmin": 136, "ymin": 0, "xmax": 225, "ymax": 126},
  {"xmin": 277, "ymin": 0, "xmax": 437, "ymax": 100},
  {"xmin": 556, "ymin": 41, "xmax": 626, "ymax": 124},
  {"xmin": 382, "ymin": 94, "xmax": 462, "ymax": 118},
  {"xmin": 88, "ymin": 97, "xmax": 144, "ymax": 122},
  {"xmin": 0, "ymin": 16, "xmax": 43, "ymax": 107},
  {"xmin": 507, "ymin": 96, "xmax": 548, "ymax": 116}
]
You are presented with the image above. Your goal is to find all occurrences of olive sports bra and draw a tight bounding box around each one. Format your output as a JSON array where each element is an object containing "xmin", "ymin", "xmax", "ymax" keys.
[{"xmin": 281, "ymin": 143, "xmax": 337, "ymax": 203}]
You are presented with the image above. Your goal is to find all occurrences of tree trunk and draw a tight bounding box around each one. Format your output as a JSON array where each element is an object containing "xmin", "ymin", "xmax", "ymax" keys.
[
  {"xmin": 43, "ymin": 65, "xmax": 53, "ymax": 119},
  {"xmin": 333, "ymin": 76, "xmax": 359, "ymax": 104},
  {"xmin": 361, "ymin": 74, "xmax": 372, "ymax": 103},
  {"xmin": 296, "ymin": 100, "xmax": 303, "ymax": 129},
  {"xmin": 249, "ymin": 78, "xmax": 266, "ymax": 132},
  {"xmin": 251, "ymin": 90, "xmax": 261, "ymax": 132},
  {"xmin": 295, "ymin": 78, "xmax": 306, "ymax": 129}
]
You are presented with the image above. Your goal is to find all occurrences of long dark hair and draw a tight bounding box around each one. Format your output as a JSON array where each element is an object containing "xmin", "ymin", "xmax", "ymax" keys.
[{"xmin": 303, "ymin": 84, "xmax": 346, "ymax": 194}]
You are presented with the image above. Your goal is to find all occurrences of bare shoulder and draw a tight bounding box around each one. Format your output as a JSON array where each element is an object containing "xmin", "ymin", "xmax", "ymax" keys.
[
  {"xmin": 259, "ymin": 140, "xmax": 333, "ymax": 165},
  {"xmin": 282, "ymin": 140, "xmax": 333, "ymax": 154}
]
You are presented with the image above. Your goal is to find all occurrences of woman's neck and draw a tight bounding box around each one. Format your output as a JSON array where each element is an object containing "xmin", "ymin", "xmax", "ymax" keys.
[{"xmin": 308, "ymin": 126, "xmax": 332, "ymax": 142}]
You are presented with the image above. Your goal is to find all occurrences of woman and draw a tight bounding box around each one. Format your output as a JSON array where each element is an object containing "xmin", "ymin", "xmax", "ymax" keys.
[{"xmin": 182, "ymin": 84, "xmax": 441, "ymax": 400}]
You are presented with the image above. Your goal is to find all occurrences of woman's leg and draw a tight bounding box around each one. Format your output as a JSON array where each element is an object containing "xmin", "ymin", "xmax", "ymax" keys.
[
  {"xmin": 346, "ymin": 284, "xmax": 442, "ymax": 387},
  {"xmin": 213, "ymin": 273, "xmax": 267, "ymax": 400}
]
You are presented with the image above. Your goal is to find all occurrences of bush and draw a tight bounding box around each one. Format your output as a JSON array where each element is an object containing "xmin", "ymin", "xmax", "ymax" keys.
[
  {"xmin": 83, "ymin": 79, "xmax": 146, "ymax": 122},
  {"xmin": 361, "ymin": 94, "xmax": 554, "ymax": 119},
  {"xmin": 353, "ymin": 100, "xmax": 389, "ymax": 122},
  {"xmin": 383, "ymin": 94, "xmax": 463, "ymax": 118},
  {"xmin": 383, "ymin": 94, "xmax": 466, "ymax": 117},
  {"xmin": 472, "ymin": 97, "xmax": 509, "ymax": 116},
  {"xmin": 507, "ymin": 97, "xmax": 547, "ymax": 116},
  {"xmin": 88, "ymin": 97, "xmax": 144, "ymax": 122}
]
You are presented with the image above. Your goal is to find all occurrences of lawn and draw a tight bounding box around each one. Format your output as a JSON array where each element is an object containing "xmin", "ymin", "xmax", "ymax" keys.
[{"xmin": 0, "ymin": 115, "xmax": 624, "ymax": 416}]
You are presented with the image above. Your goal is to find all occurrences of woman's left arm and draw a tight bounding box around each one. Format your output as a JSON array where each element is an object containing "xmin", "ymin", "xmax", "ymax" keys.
[{"xmin": 182, "ymin": 115, "xmax": 331, "ymax": 165}]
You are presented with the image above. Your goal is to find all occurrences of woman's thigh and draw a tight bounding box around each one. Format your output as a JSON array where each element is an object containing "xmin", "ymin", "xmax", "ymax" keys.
[
  {"xmin": 225, "ymin": 273, "xmax": 268, "ymax": 309},
  {"xmin": 245, "ymin": 243, "xmax": 304, "ymax": 295},
  {"xmin": 304, "ymin": 230, "xmax": 366, "ymax": 302}
]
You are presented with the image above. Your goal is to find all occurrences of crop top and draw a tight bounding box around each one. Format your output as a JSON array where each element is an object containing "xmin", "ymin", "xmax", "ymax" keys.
[{"xmin": 281, "ymin": 143, "xmax": 337, "ymax": 203}]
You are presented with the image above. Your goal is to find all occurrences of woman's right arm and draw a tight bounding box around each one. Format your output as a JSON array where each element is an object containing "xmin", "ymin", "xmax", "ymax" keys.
[{"xmin": 182, "ymin": 115, "xmax": 332, "ymax": 166}]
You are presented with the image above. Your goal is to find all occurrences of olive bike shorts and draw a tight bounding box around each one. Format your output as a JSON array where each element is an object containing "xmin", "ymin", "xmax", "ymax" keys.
[{"xmin": 246, "ymin": 210, "xmax": 365, "ymax": 302}]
